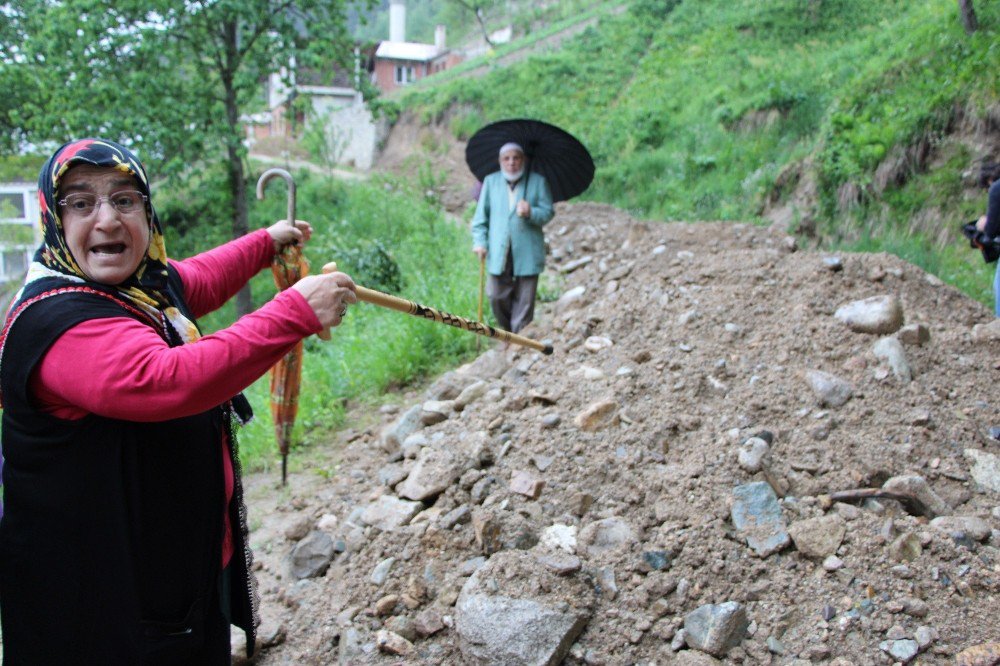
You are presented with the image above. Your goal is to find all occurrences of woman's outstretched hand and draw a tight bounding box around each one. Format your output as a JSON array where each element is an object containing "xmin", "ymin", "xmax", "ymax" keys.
[
  {"xmin": 267, "ymin": 219, "xmax": 313, "ymax": 252},
  {"xmin": 291, "ymin": 271, "xmax": 358, "ymax": 329}
]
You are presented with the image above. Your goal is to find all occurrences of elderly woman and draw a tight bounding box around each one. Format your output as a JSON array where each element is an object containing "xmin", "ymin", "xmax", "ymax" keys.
[
  {"xmin": 0, "ymin": 138, "xmax": 356, "ymax": 664},
  {"xmin": 471, "ymin": 142, "xmax": 554, "ymax": 335}
]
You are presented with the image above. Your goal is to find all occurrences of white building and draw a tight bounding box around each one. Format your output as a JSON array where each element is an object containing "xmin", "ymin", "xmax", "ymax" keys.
[{"xmin": 0, "ymin": 183, "xmax": 40, "ymax": 283}]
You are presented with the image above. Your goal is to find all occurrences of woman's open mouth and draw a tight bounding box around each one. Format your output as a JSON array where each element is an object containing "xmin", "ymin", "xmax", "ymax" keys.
[{"xmin": 91, "ymin": 243, "xmax": 126, "ymax": 255}]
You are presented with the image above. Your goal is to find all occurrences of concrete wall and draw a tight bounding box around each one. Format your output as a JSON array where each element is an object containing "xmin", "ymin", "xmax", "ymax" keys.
[{"xmin": 308, "ymin": 94, "xmax": 385, "ymax": 170}]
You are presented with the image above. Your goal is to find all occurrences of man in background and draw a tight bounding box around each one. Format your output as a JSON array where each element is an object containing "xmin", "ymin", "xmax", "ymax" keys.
[{"xmin": 471, "ymin": 143, "xmax": 554, "ymax": 335}]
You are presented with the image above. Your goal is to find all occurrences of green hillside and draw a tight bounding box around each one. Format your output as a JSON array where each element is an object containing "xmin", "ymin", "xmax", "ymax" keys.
[{"xmin": 398, "ymin": 0, "xmax": 1000, "ymax": 304}]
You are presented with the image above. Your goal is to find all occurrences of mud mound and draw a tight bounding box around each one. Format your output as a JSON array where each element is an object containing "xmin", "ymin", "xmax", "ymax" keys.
[{"xmin": 243, "ymin": 202, "xmax": 1000, "ymax": 665}]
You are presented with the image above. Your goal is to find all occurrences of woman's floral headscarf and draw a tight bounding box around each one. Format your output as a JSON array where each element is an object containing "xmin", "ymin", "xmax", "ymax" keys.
[
  {"xmin": 8, "ymin": 138, "xmax": 201, "ymax": 345},
  {"xmin": 32, "ymin": 138, "xmax": 171, "ymax": 311}
]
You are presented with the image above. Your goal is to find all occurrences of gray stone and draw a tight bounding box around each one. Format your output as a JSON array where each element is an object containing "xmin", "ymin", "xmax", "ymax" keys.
[
  {"xmin": 683, "ymin": 601, "xmax": 749, "ymax": 657},
  {"xmin": 971, "ymin": 319, "xmax": 1000, "ymax": 342},
  {"xmin": 595, "ymin": 566, "xmax": 617, "ymax": 600},
  {"xmin": 540, "ymin": 524, "xmax": 577, "ymax": 553},
  {"xmin": 460, "ymin": 556, "xmax": 487, "ymax": 576},
  {"xmin": 458, "ymin": 349, "xmax": 511, "ymax": 381},
  {"xmin": 834, "ymin": 294, "xmax": 904, "ymax": 334},
  {"xmin": 471, "ymin": 475, "xmax": 499, "ymax": 504},
  {"xmin": 455, "ymin": 552, "xmax": 591, "ymax": 666},
  {"xmin": 737, "ymin": 437, "xmax": 770, "ymax": 473},
  {"xmin": 788, "ymin": 514, "xmax": 846, "ymax": 558},
  {"xmin": 914, "ymin": 625, "xmax": 938, "ymax": 648},
  {"xmin": 288, "ymin": 530, "xmax": 335, "ymax": 580},
  {"xmin": 730, "ymin": 482, "xmax": 790, "ymax": 557},
  {"xmin": 456, "ymin": 594, "xmax": 587, "ymax": 665},
  {"xmin": 929, "ymin": 515, "xmax": 992, "ymax": 542},
  {"xmin": 425, "ymin": 371, "xmax": 463, "ymax": 400},
  {"xmin": 561, "ymin": 255, "xmax": 594, "ymax": 274},
  {"xmin": 370, "ymin": 557, "xmax": 396, "ymax": 585},
  {"xmin": 578, "ymin": 517, "xmax": 635, "ymax": 557},
  {"xmin": 415, "ymin": 608, "xmax": 446, "ymax": 637},
  {"xmin": 360, "ymin": 495, "xmax": 423, "ymax": 531},
  {"xmin": 873, "ymin": 336, "xmax": 912, "ymax": 382},
  {"xmin": 897, "ymin": 323, "xmax": 930, "ymax": 345},
  {"xmin": 535, "ymin": 552, "xmax": 582, "ymax": 576},
  {"xmin": 439, "ymin": 505, "xmax": 472, "ymax": 530},
  {"xmin": 401, "ymin": 433, "xmax": 428, "ymax": 459},
  {"xmin": 879, "ymin": 638, "xmax": 919, "ymax": 663},
  {"xmin": 532, "ymin": 454, "xmax": 555, "ymax": 472},
  {"xmin": 420, "ymin": 399, "xmax": 454, "ymax": 426},
  {"xmin": 283, "ymin": 515, "xmax": 312, "ymax": 542},
  {"xmin": 822, "ymin": 555, "xmax": 845, "ymax": 571},
  {"xmin": 540, "ymin": 414, "xmax": 562, "ymax": 429},
  {"xmin": 377, "ymin": 462, "xmax": 409, "ymax": 488},
  {"xmin": 337, "ymin": 626, "xmax": 363, "ymax": 665},
  {"xmin": 573, "ymin": 399, "xmax": 619, "ymax": 431},
  {"xmin": 642, "ymin": 550, "xmax": 671, "ymax": 571},
  {"xmin": 888, "ymin": 533, "xmax": 922, "ymax": 562},
  {"xmin": 556, "ymin": 285, "xmax": 587, "ymax": 311},
  {"xmin": 803, "ymin": 370, "xmax": 854, "ymax": 408},
  {"xmin": 965, "ymin": 449, "xmax": 1000, "ymax": 493},
  {"xmin": 454, "ymin": 380, "xmax": 488, "ymax": 410},
  {"xmin": 882, "ymin": 475, "xmax": 951, "ymax": 518},
  {"xmin": 384, "ymin": 616, "xmax": 417, "ymax": 642},
  {"xmin": 375, "ymin": 629, "xmax": 413, "ymax": 656},
  {"xmin": 822, "ymin": 256, "xmax": 843, "ymax": 271},
  {"xmin": 380, "ymin": 404, "xmax": 424, "ymax": 453},
  {"xmin": 397, "ymin": 446, "xmax": 463, "ymax": 501}
]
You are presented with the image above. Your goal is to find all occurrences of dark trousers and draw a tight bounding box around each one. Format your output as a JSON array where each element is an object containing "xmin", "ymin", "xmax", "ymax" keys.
[{"xmin": 487, "ymin": 250, "xmax": 538, "ymax": 334}]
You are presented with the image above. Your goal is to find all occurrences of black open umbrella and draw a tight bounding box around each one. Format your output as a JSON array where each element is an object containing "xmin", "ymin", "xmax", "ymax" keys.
[{"xmin": 465, "ymin": 118, "xmax": 594, "ymax": 203}]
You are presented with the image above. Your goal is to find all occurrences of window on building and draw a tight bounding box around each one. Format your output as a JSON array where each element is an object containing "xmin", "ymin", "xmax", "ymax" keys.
[
  {"xmin": 0, "ymin": 192, "xmax": 26, "ymax": 221},
  {"xmin": 394, "ymin": 65, "xmax": 415, "ymax": 85}
]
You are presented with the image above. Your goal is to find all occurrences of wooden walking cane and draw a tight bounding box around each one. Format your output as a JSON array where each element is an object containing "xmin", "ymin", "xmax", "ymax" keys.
[
  {"xmin": 476, "ymin": 254, "xmax": 485, "ymax": 352},
  {"xmin": 320, "ymin": 262, "xmax": 553, "ymax": 355}
]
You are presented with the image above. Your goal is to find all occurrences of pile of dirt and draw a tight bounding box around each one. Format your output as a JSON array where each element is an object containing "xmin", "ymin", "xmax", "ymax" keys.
[{"xmin": 239, "ymin": 200, "xmax": 1000, "ymax": 665}]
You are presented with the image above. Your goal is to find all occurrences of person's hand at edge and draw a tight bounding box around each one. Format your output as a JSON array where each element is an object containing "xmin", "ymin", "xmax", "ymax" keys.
[
  {"xmin": 291, "ymin": 271, "xmax": 357, "ymax": 329},
  {"xmin": 976, "ymin": 215, "xmax": 988, "ymax": 233},
  {"xmin": 267, "ymin": 219, "xmax": 313, "ymax": 253}
]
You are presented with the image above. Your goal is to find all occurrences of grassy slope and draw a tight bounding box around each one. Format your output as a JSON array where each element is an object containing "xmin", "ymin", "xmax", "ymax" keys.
[{"xmin": 399, "ymin": 0, "xmax": 1000, "ymax": 304}]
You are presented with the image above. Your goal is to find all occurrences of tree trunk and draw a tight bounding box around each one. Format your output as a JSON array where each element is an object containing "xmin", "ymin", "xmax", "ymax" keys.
[
  {"xmin": 222, "ymin": 21, "xmax": 253, "ymax": 317},
  {"xmin": 958, "ymin": 0, "xmax": 978, "ymax": 34},
  {"xmin": 226, "ymin": 135, "xmax": 253, "ymax": 317},
  {"xmin": 475, "ymin": 8, "xmax": 495, "ymax": 48}
]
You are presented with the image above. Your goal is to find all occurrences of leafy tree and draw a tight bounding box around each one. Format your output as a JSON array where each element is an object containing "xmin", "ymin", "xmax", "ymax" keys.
[
  {"xmin": 0, "ymin": 0, "xmax": 368, "ymax": 314},
  {"xmin": 447, "ymin": 0, "xmax": 503, "ymax": 47}
]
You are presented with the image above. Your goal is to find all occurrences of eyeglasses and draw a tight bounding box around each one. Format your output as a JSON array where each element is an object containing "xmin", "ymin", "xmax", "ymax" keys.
[{"xmin": 57, "ymin": 190, "xmax": 148, "ymax": 218}]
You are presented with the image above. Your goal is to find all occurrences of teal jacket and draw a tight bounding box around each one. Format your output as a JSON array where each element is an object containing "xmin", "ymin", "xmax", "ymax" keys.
[{"xmin": 471, "ymin": 171, "xmax": 554, "ymax": 276}]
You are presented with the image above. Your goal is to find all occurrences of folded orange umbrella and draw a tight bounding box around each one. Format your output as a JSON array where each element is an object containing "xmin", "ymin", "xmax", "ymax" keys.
[{"xmin": 257, "ymin": 168, "xmax": 309, "ymax": 485}]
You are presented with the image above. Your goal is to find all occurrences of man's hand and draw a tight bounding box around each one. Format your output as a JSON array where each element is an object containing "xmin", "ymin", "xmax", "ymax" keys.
[
  {"xmin": 516, "ymin": 200, "xmax": 531, "ymax": 218},
  {"xmin": 473, "ymin": 246, "xmax": 487, "ymax": 261}
]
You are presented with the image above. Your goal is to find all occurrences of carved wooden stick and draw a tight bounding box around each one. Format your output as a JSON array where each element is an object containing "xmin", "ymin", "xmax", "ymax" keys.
[{"xmin": 321, "ymin": 262, "xmax": 553, "ymax": 355}]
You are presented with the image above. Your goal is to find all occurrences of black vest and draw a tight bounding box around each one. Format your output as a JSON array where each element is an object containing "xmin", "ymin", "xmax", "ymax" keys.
[{"xmin": 0, "ymin": 272, "xmax": 256, "ymax": 664}]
